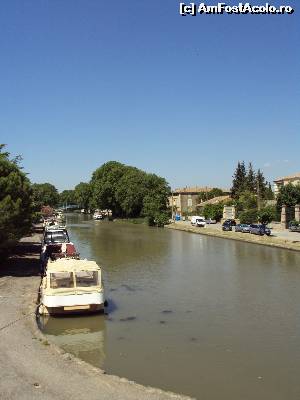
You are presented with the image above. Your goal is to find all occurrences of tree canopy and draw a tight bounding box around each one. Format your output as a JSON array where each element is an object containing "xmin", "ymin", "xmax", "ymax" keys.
[
  {"xmin": 198, "ymin": 187, "xmax": 224, "ymax": 202},
  {"xmin": 32, "ymin": 182, "xmax": 59, "ymax": 209},
  {"xmin": 59, "ymin": 189, "xmax": 76, "ymax": 206},
  {"xmin": 74, "ymin": 182, "xmax": 91, "ymax": 210},
  {"xmin": 231, "ymin": 161, "xmax": 273, "ymax": 200},
  {"xmin": 0, "ymin": 145, "xmax": 33, "ymax": 255},
  {"xmin": 276, "ymin": 183, "xmax": 300, "ymax": 208},
  {"xmin": 90, "ymin": 161, "xmax": 170, "ymax": 224}
]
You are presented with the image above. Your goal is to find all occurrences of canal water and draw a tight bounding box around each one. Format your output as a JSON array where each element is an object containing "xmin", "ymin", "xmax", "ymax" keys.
[{"xmin": 40, "ymin": 214, "xmax": 300, "ymax": 399}]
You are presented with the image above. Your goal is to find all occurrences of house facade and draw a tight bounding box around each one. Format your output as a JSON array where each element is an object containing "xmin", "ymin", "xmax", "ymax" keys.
[
  {"xmin": 273, "ymin": 173, "xmax": 300, "ymax": 197},
  {"xmin": 169, "ymin": 187, "xmax": 229, "ymax": 216}
]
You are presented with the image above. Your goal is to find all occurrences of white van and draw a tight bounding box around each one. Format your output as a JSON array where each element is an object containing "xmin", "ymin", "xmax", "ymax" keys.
[{"xmin": 191, "ymin": 216, "xmax": 206, "ymax": 227}]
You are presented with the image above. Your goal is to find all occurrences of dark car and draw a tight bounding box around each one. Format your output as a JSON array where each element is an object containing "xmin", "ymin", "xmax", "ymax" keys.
[
  {"xmin": 289, "ymin": 222, "xmax": 300, "ymax": 232},
  {"xmin": 249, "ymin": 224, "xmax": 271, "ymax": 236},
  {"xmin": 235, "ymin": 223, "xmax": 250, "ymax": 233},
  {"xmin": 222, "ymin": 222, "xmax": 232, "ymax": 231},
  {"xmin": 224, "ymin": 219, "xmax": 236, "ymax": 226}
]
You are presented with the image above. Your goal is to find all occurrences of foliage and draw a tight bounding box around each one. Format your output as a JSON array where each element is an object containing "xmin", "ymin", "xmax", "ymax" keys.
[
  {"xmin": 90, "ymin": 161, "xmax": 170, "ymax": 225},
  {"xmin": 231, "ymin": 161, "xmax": 273, "ymax": 200},
  {"xmin": 198, "ymin": 187, "xmax": 224, "ymax": 202},
  {"xmin": 0, "ymin": 145, "xmax": 33, "ymax": 255},
  {"xmin": 202, "ymin": 203, "xmax": 223, "ymax": 221},
  {"xmin": 231, "ymin": 161, "xmax": 247, "ymax": 199},
  {"xmin": 276, "ymin": 183, "xmax": 300, "ymax": 208},
  {"xmin": 236, "ymin": 190, "xmax": 257, "ymax": 211},
  {"xmin": 290, "ymin": 220, "xmax": 300, "ymax": 227},
  {"xmin": 238, "ymin": 209, "xmax": 258, "ymax": 224},
  {"xmin": 59, "ymin": 190, "xmax": 76, "ymax": 206},
  {"xmin": 257, "ymin": 205, "xmax": 277, "ymax": 224},
  {"xmin": 32, "ymin": 182, "xmax": 59, "ymax": 209},
  {"xmin": 246, "ymin": 162, "xmax": 256, "ymax": 192},
  {"xmin": 74, "ymin": 182, "xmax": 91, "ymax": 210}
]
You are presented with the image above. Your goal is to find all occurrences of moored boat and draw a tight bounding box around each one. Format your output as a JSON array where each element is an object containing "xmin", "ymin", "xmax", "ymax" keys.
[{"xmin": 39, "ymin": 258, "xmax": 105, "ymax": 315}]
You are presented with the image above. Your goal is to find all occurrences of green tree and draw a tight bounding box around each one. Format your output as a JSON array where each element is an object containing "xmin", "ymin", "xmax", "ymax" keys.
[
  {"xmin": 198, "ymin": 187, "xmax": 224, "ymax": 202},
  {"xmin": 32, "ymin": 183, "xmax": 59, "ymax": 209},
  {"xmin": 246, "ymin": 162, "xmax": 256, "ymax": 192},
  {"xmin": 0, "ymin": 145, "xmax": 33, "ymax": 255},
  {"xmin": 239, "ymin": 209, "xmax": 258, "ymax": 224},
  {"xmin": 90, "ymin": 161, "xmax": 170, "ymax": 225},
  {"xmin": 202, "ymin": 203, "xmax": 223, "ymax": 221},
  {"xmin": 231, "ymin": 161, "xmax": 247, "ymax": 199},
  {"xmin": 236, "ymin": 190, "xmax": 257, "ymax": 211},
  {"xmin": 258, "ymin": 205, "xmax": 277, "ymax": 224},
  {"xmin": 90, "ymin": 161, "xmax": 127, "ymax": 215},
  {"xmin": 59, "ymin": 190, "xmax": 76, "ymax": 206},
  {"xmin": 276, "ymin": 183, "xmax": 300, "ymax": 208},
  {"xmin": 74, "ymin": 183, "xmax": 91, "ymax": 211}
]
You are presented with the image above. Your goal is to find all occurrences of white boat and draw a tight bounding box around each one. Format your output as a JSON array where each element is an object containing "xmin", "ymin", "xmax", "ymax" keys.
[
  {"xmin": 93, "ymin": 213, "xmax": 103, "ymax": 220},
  {"xmin": 39, "ymin": 258, "xmax": 105, "ymax": 315}
]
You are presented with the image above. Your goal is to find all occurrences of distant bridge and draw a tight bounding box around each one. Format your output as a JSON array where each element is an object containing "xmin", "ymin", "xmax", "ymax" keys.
[{"xmin": 59, "ymin": 204, "xmax": 80, "ymax": 211}]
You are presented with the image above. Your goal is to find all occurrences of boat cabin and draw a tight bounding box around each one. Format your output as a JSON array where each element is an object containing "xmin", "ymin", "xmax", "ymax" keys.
[{"xmin": 39, "ymin": 258, "xmax": 104, "ymax": 315}]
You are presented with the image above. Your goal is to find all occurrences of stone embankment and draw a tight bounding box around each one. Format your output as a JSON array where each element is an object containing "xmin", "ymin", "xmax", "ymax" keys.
[
  {"xmin": 165, "ymin": 223, "xmax": 300, "ymax": 252},
  {"xmin": 0, "ymin": 228, "xmax": 192, "ymax": 400}
]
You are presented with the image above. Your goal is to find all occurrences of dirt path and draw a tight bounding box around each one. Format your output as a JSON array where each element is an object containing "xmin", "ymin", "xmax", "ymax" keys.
[{"xmin": 0, "ymin": 230, "xmax": 192, "ymax": 400}]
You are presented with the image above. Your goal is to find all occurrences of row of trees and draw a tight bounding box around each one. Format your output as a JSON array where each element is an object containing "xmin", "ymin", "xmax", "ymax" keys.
[
  {"xmin": 0, "ymin": 145, "xmax": 33, "ymax": 256},
  {"xmin": 90, "ymin": 161, "xmax": 170, "ymax": 225},
  {"xmin": 0, "ymin": 144, "xmax": 171, "ymax": 257},
  {"xmin": 30, "ymin": 161, "xmax": 170, "ymax": 226},
  {"xmin": 230, "ymin": 161, "xmax": 276, "ymax": 224}
]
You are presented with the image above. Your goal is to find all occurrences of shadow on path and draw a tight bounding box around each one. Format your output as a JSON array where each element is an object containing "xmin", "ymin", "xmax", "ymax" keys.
[{"xmin": 0, "ymin": 233, "xmax": 41, "ymax": 278}]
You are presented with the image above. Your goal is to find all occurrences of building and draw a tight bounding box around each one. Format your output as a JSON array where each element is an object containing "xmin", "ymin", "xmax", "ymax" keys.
[
  {"xmin": 273, "ymin": 173, "xmax": 300, "ymax": 197},
  {"xmin": 169, "ymin": 187, "xmax": 230, "ymax": 216}
]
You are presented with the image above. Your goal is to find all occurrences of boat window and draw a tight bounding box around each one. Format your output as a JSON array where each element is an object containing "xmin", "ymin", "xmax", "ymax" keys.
[
  {"xmin": 50, "ymin": 272, "xmax": 74, "ymax": 289},
  {"xmin": 75, "ymin": 271, "xmax": 99, "ymax": 287},
  {"xmin": 45, "ymin": 232, "xmax": 69, "ymax": 244}
]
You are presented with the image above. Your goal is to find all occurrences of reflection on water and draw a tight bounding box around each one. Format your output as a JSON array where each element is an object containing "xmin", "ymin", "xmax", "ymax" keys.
[
  {"xmin": 42, "ymin": 214, "xmax": 300, "ymax": 400},
  {"xmin": 40, "ymin": 314, "xmax": 106, "ymax": 368}
]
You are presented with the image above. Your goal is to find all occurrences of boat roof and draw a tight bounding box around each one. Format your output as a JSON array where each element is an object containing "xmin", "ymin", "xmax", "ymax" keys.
[{"xmin": 47, "ymin": 258, "xmax": 101, "ymax": 273}]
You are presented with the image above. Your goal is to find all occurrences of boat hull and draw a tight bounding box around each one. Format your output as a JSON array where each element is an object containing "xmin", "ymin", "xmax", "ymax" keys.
[{"xmin": 40, "ymin": 292, "xmax": 105, "ymax": 315}]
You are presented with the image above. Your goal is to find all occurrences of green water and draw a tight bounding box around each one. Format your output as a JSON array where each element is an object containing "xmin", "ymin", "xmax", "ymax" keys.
[{"xmin": 40, "ymin": 214, "xmax": 300, "ymax": 399}]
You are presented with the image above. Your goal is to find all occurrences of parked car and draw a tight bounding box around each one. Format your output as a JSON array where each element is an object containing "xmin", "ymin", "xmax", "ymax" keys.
[
  {"xmin": 195, "ymin": 217, "xmax": 206, "ymax": 227},
  {"xmin": 222, "ymin": 221, "xmax": 232, "ymax": 231},
  {"xmin": 235, "ymin": 223, "xmax": 250, "ymax": 233},
  {"xmin": 249, "ymin": 224, "xmax": 271, "ymax": 236},
  {"xmin": 205, "ymin": 218, "xmax": 217, "ymax": 224},
  {"xmin": 289, "ymin": 222, "xmax": 300, "ymax": 232},
  {"xmin": 224, "ymin": 219, "xmax": 236, "ymax": 226}
]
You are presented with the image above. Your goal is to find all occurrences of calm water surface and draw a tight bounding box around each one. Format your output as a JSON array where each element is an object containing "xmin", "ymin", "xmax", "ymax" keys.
[{"xmin": 40, "ymin": 214, "xmax": 300, "ymax": 399}]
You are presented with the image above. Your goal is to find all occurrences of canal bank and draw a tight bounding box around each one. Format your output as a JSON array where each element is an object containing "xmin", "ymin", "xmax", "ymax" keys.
[
  {"xmin": 165, "ymin": 222, "xmax": 300, "ymax": 252},
  {"xmin": 0, "ymin": 229, "xmax": 191, "ymax": 400}
]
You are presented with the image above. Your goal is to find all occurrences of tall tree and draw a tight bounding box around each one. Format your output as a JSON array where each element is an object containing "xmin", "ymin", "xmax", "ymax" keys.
[
  {"xmin": 90, "ymin": 161, "xmax": 170, "ymax": 223},
  {"xmin": 74, "ymin": 183, "xmax": 91, "ymax": 211},
  {"xmin": 59, "ymin": 190, "xmax": 76, "ymax": 206},
  {"xmin": 246, "ymin": 162, "xmax": 256, "ymax": 192},
  {"xmin": 32, "ymin": 183, "xmax": 59, "ymax": 209},
  {"xmin": 276, "ymin": 183, "xmax": 300, "ymax": 208},
  {"xmin": 0, "ymin": 145, "xmax": 33, "ymax": 255},
  {"xmin": 231, "ymin": 161, "xmax": 247, "ymax": 199}
]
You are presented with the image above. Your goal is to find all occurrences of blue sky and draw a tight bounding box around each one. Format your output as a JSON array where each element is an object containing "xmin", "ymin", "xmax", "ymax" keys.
[{"xmin": 0, "ymin": 0, "xmax": 299, "ymax": 191}]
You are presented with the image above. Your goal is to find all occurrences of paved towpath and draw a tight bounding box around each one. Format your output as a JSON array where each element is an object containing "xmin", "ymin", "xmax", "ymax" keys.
[
  {"xmin": 0, "ymin": 229, "xmax": 192, "ymax": 400},
  {"xmin": 166, "ymin": 221, "xmax": 300, "ymax": 251}
]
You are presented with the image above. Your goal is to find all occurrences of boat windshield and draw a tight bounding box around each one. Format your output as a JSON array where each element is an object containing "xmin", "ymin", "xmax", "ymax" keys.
[
  {"xmin": 50, "ymin": 272, "xmax": 74, "ymax": 289},
  {"xmin": 45, "ymin": 232, "xmax": 69, "ymax": 244},
  {"xmin": 75, "ymin": 271, "xmax": 99, "ymax": 287}
]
